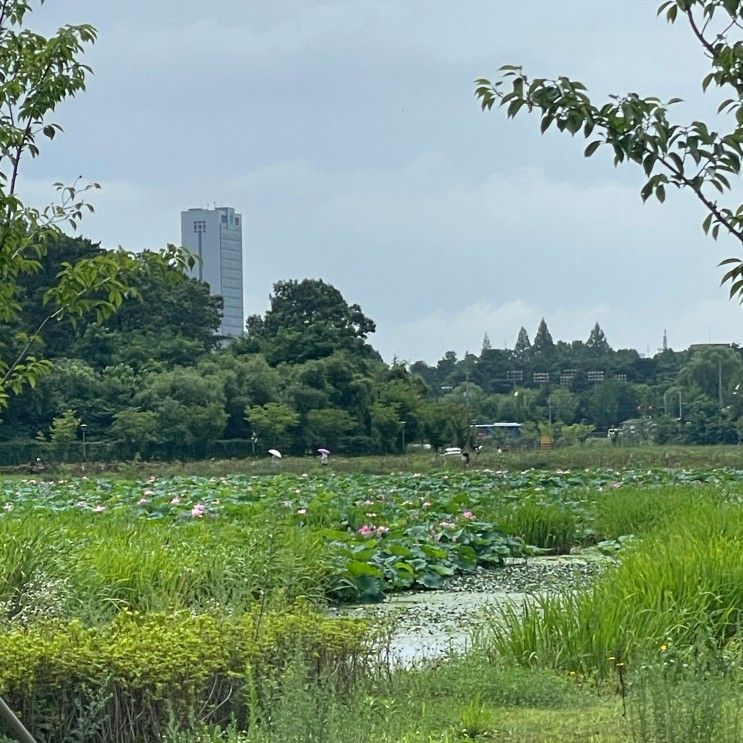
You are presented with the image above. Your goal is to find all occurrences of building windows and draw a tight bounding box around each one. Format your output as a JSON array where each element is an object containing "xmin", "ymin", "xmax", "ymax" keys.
[
  {"xmin": 221, "ymin": 214, "xmax": 228, "ymax": 224},
  {"xmin": 193, "ymin": 220, "xmax": 206, "ymax": 233},
  {"xmin": 235, "ymin": 217, "xmax": 240, "ymax": 226}
]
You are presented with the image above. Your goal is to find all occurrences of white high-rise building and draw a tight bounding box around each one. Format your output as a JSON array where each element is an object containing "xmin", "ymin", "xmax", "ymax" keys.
[{"xmin": 180, "ymin": 206, "xmax": 244, "ymax": 337}]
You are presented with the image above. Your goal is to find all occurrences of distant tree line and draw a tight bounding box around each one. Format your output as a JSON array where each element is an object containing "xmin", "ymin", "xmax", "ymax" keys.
[{"xmin": 1, "ymin": 237, "xmax": 742, "ymax": 464}]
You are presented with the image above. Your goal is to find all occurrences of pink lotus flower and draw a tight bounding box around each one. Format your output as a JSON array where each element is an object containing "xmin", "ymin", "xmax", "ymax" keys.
[
  {"xmin": 439, "ymin": 520, "xmax": 455, "ymax": 528},
  {"xmin": 357, "ymin": 524, "xmax": 374, "ymax": 537},
  {"xmin": 462, "ymin": 511, "xmax": 475, "ymax": 520},
  {"xmin": 137, "ymin": 498, "xmax": 149, "ymax": 506},
  {"xmin": 191, "ymin": 503, "xmax": 206, "ymax": 518},
  {"xmin": 376, "ymin": 525, "xmax": 390, "ymax": 536}
]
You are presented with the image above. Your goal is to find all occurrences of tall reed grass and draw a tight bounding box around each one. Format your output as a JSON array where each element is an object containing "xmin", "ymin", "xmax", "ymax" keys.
[
  {"xmin": 0, "ymin": 511, "xmax": 330, "ymax": 625},
  {"xmin": 487, "ymin": 501, "xmax": 743, "ymax": 677}
]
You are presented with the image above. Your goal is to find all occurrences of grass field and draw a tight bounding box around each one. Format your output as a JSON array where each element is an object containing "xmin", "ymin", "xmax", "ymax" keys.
[{"xmin": 0, "ymin": 461, "xmax": 741, "ymax": 740}]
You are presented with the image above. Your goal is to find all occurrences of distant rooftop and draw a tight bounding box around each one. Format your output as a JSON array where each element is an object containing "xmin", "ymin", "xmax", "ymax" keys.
[{"xmin": 474, "ymin": 422, "xmax": 523, "ymax": 429}]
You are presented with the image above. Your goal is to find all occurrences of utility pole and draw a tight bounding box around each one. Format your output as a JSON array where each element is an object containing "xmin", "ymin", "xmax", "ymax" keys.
[
  {"xmin": 719, "ymin": 359, "xmax": 724, "ymax": 407},
  {"xmin": 464, "ymin": 371, "xmax": 471, "ymax": 431}
]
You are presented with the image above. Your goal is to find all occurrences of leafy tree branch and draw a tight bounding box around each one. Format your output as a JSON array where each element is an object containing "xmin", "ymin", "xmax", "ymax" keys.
[{"xmin": 475, "ymin": 0, "xmax": 743, "ymax": 298}]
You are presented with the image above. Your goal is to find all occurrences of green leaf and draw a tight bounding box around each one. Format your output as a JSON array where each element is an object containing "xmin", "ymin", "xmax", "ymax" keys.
[
  {"xmin": 507, "ymin": 99, "xmax": 524, "ymax": 118},
  {"xmin": 584, "ymin": 140, "xmax": 601, "ymax": 157},
  {"xmin": 415, "ymin": 572, "xmax": 443, "ymax": 589},
  {"xmin": 346, "ymin": 560, "xmax": 382, "ymax": 578}
]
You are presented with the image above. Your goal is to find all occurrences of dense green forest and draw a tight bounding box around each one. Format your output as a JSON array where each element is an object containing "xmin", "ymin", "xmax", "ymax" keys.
[{"xmin": 1, "ymin": 237, "xmax": 741, "ymax": 463}]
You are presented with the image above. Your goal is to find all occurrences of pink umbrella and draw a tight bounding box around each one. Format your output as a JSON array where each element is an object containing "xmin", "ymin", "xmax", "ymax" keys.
[{"xmin": 317, "ymin": 448, "xmax": 330, "ymax": 455}]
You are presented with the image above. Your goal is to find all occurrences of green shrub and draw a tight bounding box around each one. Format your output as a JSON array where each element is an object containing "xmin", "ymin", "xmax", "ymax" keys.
[{"xmin": 0, "ymin": 606, "xmax": 369, "ymax": 742}]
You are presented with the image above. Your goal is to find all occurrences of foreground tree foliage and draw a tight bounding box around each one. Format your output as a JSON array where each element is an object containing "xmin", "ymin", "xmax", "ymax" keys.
[
  {"xmin": 0, "ymin": 1, "xmax": 191, "ymax": 409},
  {"xmin": 475, "ymin": 0, "xmax": 743, "ymax": 296}
]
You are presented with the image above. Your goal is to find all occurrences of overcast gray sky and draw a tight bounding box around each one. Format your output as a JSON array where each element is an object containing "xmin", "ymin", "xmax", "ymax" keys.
[{"xmin": 21, "ymin": 1, "xmax": 743, "ymax": 362}]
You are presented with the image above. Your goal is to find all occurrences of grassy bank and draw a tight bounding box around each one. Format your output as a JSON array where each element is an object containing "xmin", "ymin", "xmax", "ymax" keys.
[
  {"xmin": 487, "ymin": 497, "xmax": 743, "ymax": 677},
  {"xmin": 7, "ymin": 443, "xmax": 743, "ymax": 480}
]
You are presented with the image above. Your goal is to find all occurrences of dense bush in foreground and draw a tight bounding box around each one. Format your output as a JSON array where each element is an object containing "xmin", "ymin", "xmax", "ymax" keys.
[{"xmin": 0, "ymin": 606, "xmax": 368, "ymax": 742}]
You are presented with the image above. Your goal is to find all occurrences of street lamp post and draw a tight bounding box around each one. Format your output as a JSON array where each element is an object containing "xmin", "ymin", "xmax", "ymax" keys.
[
  {"xmin": 719, "ymin": 359, "xmax": 724, "ymax": 407},
  {"xmin": 80, "ymin": 424, "xmax": 87, "ymax": 462},
  {"xmin": 400, "ymin": 421, "xmax": 406, "ymax": 454},
  {"xmin": 665, "ymin": 389, "xmax": 683, "ymax": 419},
  {"xmin": 250, "ymin": 432, "xmax": 258, "ymax": 456},
  {"xmin": 548, "ymin": 397, "xmax": 552, "ymax": 426}
]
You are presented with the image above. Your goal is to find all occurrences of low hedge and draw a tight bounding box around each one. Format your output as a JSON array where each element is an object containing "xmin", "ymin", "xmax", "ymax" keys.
[{"xmin": 0, "ymin": 605, "xmax": 369, "ymax": 742}]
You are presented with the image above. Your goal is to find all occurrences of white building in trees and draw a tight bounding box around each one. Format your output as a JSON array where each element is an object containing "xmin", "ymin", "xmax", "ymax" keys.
[{"xmin": 180, "ymin": 206, "xmax": 244, "ymax": 337}]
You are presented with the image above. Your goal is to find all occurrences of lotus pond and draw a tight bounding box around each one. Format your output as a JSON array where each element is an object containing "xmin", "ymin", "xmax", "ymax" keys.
[
  {"xmin": 1, "ymin": 466, "xmax": 743, "ymax": 741},
  {"xmin": 2, "ymin": 466, "xmax": 742, "ymax": 606}
]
